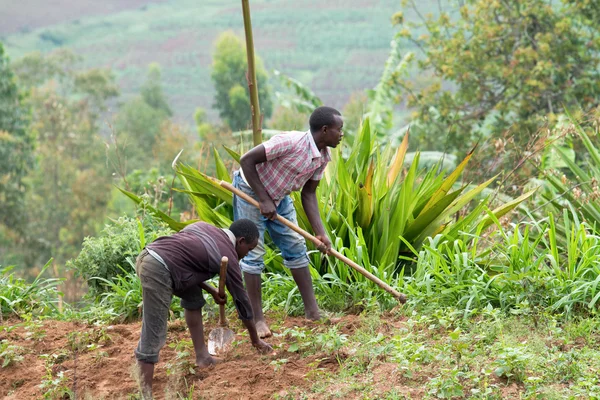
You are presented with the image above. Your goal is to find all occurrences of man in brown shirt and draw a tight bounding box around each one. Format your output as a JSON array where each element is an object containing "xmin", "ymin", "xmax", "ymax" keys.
[{"xmin": 134, "ymin": 219, "xmax": 272, "ymax": 399}]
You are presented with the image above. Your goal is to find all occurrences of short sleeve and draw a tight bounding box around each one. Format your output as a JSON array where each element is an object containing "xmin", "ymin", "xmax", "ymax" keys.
[{"xmin": 310, "ymin": 163, "xmax": 327, "ymax": 181}]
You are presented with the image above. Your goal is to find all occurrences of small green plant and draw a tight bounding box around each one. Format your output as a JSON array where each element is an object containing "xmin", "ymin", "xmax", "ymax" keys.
[
  {"xmin": 0, "ymin": 340, "xmax": 26, "ymax": 367},
  {"xmin": 270, "ymin": 358, "xmax": 289, "ymax": 372},
  {"xmin": 24, "ymin": 320, "xmax": 47, "ymax": 341},
  {"xmin": 427, "ymin": 369, "xmax": 465, "ymax": 399},
  {"xmin": 492, "ymin": 346, "xmax": 532, "ymax": 383},
  {"xmin": 39, "ymin": 370, "xmax": 73, "ymax": 399},
  {"xmin": 67, "ymin": 328, "xmax": 112, "ymax": 352},
  {"xmin": 280, "ymin": 327, "xmax": 311, "ymax": 353},
  {"xmin": 313, "ymin": 326, "xmax": 348, "ymax": 353},
  {"xmin": 92, "ymin": 350, "xmax": 109, "ymax": 364},
  {"xmin": 165, "ymin": 339, "xmax": 195, "ymax": 376},
  {"xmin": 38, "ymin": 350, "xmax": 76, "ymax": 398}
]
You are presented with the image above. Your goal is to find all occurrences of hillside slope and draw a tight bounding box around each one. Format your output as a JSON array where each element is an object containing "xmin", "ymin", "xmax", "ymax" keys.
[{"xmin": 2, "ymin": 0, "xmax": 410, "ymax": 123}]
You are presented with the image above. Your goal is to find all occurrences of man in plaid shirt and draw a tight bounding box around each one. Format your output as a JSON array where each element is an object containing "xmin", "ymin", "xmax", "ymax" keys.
[{"xmin": 234, "ymin": 106, "xmax": 343, "ymax": 338}]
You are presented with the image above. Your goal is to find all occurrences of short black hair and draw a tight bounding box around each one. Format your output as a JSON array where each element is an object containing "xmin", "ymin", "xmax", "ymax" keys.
[
  {"xmin": 229, "ymin": 219, "xmax": 259, "ymax": 243},
  {"xmin": 309, "ymin": 106, "xmax": 342, "ymax": 133}
]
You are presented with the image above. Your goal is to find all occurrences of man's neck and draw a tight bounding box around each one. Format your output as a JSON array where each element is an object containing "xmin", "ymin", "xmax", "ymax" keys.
[{"xmin": 311, "ymin": 131, "xmax": 327, "ymax": 151}]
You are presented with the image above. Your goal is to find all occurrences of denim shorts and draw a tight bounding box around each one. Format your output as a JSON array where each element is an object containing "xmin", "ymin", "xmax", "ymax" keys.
[{"xmin": 232, "ymin": 171, "xmax": 309, "ymax": 275}]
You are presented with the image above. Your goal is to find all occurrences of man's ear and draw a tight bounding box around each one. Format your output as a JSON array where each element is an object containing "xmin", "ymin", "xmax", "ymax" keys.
[{"xmin": 237, "ymin": 236, "xmax": 246, "ymax": 246}]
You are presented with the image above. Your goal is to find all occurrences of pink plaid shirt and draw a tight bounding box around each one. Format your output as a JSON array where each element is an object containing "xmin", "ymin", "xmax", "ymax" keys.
[{"xmin": 241, "ymin": 130, "xmax": 331, "ymax": 202}]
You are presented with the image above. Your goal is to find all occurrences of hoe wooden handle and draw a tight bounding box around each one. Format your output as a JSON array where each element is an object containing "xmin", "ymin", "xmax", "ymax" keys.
[
  {"xmin": 218, "ymin": 256, "xmax": 228, "ymax": 326},
  {"xmin": 220, "ymin": 180, "xmax": 407, "ymax": 303}
]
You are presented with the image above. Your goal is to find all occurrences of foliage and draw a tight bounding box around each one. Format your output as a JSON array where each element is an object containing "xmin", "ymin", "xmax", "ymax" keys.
[
  {"xmin": 141, "ymin": 62, "xmax": 173, "ymax": 117},
  {"xmin": 0, "ymin": 259, "xmax": 63, "ymax": 319},
  {"xmin": 67, "ymin": 213, "xmax": 172, "ymax": 295},
  {"xmin": 0, "ymin": 43, "xmax": 34, "ymax": 235},
  {"xmin": 0, "ymin": 340, "xmax": 26, "ymax": 368},
  {"xmin": 294, "ymin": 120, "xmax": 532, "ymax": 280},
  {"xmin": 543, "ymin": 112, "xmax": 600, "ymax": 236},
  {"xmin": 7, "ymin": 49, "xmax": 119, "ymax": 271},
  {"xmin": 395, "ymin": 0, "xmax": 600, "ymax": 151},
  {"xmin": 211, "ymin": 31, "xmax": 273, "ymax": 131},
  {"xmin": 342, "ymin": 91, "xmax": 368, "ymax": 136},
  {"xmin": 129, "ymin": 118, "xmax": 531, "ymax": 307},
  {"xmin": 402, "ymin": 210, "xmax": 600, "ymax": 318},
  {"xmin": 272, "ymin": 69, "xmax": 323, "ymax": 115},
  {"xmin": 268, "ymin": 105, "xmax": 308, "ymax": 131}
]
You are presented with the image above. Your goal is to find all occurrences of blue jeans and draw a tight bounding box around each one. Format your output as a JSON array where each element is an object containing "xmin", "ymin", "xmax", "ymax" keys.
[{"xmin": 232, "ymin": 171, "xmax": 309, "ymax": 275}]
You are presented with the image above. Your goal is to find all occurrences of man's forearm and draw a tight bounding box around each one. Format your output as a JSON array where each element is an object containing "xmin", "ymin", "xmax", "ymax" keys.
[
  {"xmin": 301, "ymin": 191, "xmax": 326, "ymax": 236},
  {"xmin": 199, "ymin": 282, "xmax": 217, "ymax": 295}
]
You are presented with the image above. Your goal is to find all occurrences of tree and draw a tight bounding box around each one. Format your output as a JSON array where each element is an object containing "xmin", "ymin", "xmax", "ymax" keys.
[
  {"xmin": 211, "ymin": 31, "xmax": 273, "ymax": 131},
  {"xmin": 114, "ymin": 63, "xmax": 172, "ymax": 169},
  {"xmin": 0, "ymin": 43, "xmax": 34, "ymax": 235},
  {"xmin": 395, "ymin": 0, "xmax": 600, "ymax": 151},
  {"xmin": 10, "ymin": 49, "xmax": 117, "ymax": 269},
  {"xmin": 141, "ymin": 62, "xmax": 172, "ymax": 117}
]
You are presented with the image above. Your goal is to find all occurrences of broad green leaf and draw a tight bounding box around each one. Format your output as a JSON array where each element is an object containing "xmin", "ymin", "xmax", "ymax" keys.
[
  {"xmin": 387, "ymin": 130, "xmax": 409, "ymax": 186},
  {"xmin": 213, "ymin": 146, "xmax": 231, "ymax": 183},
  {"xmin": 403, "ymin": 187, "xmax": 465, "ymax": 242},
  {"xmin": 479, "ymin": 188, "xmax": 537, "ymax": 230},
  {"xmin": 223, "ymin": 145, "xmax": 242, "ymax": 163},
  {"xmin": 420, "ymin": 148, "xmax": 474, "ymax": 215},
  {"xmin": 116, "ymin": 187, "xmax": 190, "ymax": 231}
]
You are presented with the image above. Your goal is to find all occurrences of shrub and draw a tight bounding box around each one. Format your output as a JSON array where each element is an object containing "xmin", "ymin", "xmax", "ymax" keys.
[{"xmin": 67, "ymin": 213, "xmax": 172, "ymax": 294}]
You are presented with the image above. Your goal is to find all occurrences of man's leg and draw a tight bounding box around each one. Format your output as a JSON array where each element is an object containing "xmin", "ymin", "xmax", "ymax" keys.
[
  {"xmin": 290, "ymin": 267, "xmax": 320, "ymax": 320},
  {"xmin": 233, "ymin": 172, "xmax": 271, "ymax": 338},
  {"xmin": 268, "ymin": 196, "xmax": 321, "ymax": 320},
  {"xmin": 134, "ymin": 251, "xmax": 174, "ymax": 399}
]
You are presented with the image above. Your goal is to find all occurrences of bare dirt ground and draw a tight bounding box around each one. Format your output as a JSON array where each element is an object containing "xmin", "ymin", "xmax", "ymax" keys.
[{"xmin": 0, "ymin": 315, "xmax": 351, "ymax": 399}]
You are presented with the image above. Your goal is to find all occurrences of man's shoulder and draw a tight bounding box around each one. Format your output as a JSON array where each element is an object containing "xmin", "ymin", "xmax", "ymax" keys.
[{"xmin": 268, "ymin": 130, "xmax": 308, "ymax": 143}]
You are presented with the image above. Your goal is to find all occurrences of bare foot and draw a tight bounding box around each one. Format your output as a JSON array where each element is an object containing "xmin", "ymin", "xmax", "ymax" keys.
[
  {"xmin": 196, "ymin": 355, "xmax": 222, "ymax": 369},
  {"xmin": 256, "ymin": 319, "xmax": 272, "ymax": 338},
  {"xmin": 305, "ymin": 309, "xmax": 322, "ymax": 321}
]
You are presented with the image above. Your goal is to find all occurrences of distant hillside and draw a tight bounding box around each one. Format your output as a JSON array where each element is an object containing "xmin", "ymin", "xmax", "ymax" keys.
[{"xmin": 1, "ymin": 0, "xmax": 421, "ymax": 124}]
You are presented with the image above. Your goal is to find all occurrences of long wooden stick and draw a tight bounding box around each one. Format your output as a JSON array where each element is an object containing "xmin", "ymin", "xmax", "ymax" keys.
[
  {"xmin": 220, "ymin": 181, "xmax": 407, "ymax": 303},
  {"xmin": 241, "ymin": 0, "xmax": 262, "ymax": 146}
]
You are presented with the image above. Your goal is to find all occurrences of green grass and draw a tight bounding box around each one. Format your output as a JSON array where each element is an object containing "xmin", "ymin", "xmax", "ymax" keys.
[
  {"xmin": 1, "ymin": 0, "xmax": 436, "ymax": 122},
  {"xmin": 273, "ymin": 309, "xmax": 600, "ymax": 399}
]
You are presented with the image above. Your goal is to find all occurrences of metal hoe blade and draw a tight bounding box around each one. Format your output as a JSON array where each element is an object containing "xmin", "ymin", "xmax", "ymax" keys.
[{"xmin": 208, "ymin": 327, "xmax": 235, "ymax": 356}]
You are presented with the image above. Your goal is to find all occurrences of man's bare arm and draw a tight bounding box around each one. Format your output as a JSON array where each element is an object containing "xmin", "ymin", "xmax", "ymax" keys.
[
  {"xmin": 301, "ymin": 179, "xmax": 331, "ymax": 253},
  {"xmin": 240, "ymin": 145, "xmax": 277, "ymax": 220}
]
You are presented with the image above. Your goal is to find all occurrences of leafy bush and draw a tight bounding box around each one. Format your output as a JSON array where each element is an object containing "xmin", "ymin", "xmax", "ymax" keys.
[
  {"xmin": 0, "ymin": 260, "xmax": 63, "ymax": 319},
  {"xmin": 67, "ymin": 213, "xmax": 172, "ymax": 294}
]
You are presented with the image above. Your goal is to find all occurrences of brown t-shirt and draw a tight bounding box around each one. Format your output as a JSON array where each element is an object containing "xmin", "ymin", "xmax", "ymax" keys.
[{"xmin": 147, "ymin": 222, "xmax": 253, "ymax": 321}]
